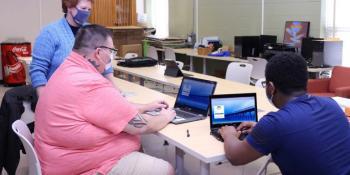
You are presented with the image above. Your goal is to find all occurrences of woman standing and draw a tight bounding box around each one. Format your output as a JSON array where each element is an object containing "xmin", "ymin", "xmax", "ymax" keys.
[{"xmin": 30, "ymin": 0, "xmax": 116, "ymax": 96}]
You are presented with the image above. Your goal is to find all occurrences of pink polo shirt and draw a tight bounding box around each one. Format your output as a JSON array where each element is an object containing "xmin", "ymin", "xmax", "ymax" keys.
[{"xmin": 34, "ymin": 52, "xmax": 140, "ymax": 175}]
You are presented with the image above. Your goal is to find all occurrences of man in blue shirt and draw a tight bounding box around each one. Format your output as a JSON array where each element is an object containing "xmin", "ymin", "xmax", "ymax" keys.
[{"xmin": 219, "ymin": 53, "xmax": 350, "ymax": 175}]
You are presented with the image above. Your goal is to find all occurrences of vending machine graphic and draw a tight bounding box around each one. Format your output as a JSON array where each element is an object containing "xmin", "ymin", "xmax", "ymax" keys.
[{"xmin": 0, "ymin": 42, "xmax": 30, "ymax": 85}]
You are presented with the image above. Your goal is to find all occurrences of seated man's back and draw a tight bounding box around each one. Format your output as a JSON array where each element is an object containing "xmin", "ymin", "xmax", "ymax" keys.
[
  {"xmin": 34, "ymin": 51, "xmax": 140, "ymax": 175},
  {"xmin": 247, "ymin": 94, "xmax": 350, "ymax": 175}
]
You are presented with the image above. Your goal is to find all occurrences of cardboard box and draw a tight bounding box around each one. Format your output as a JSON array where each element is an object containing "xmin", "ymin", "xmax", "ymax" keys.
[{"xmin": 197, "ymin": 47, "xmax": 212, "ymax": 56}]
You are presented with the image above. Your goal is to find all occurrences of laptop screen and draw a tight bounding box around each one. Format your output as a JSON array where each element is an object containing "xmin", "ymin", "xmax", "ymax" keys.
[
  {"xmin": 210, "ymin": 93, "xmax": 258, "ymax": 127},
  {"xmin": 174, "ymin": 77, "xmax": 217, "ymax": 115}
]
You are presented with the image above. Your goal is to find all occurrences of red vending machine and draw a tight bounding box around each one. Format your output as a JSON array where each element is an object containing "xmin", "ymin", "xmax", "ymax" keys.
[{"xmin": 0, "ymin": 42, "xmax": 29, "ymax": 86}]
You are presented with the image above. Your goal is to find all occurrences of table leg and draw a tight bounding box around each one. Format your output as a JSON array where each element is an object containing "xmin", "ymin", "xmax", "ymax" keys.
[
  {"xmin": 175, "ymin": 147, "xmax": 185, "ymax": 175},
  {"xmin": 140, "ymin": 78, "xmax": 145, "ymax": 86},
  {"xmin": 203, "ymin": 58, "xmax": 207, "ymax": 74},
  {"xmin": 127, "ymin": 74, "xmax": 133, "ymax": 82},
  {"xmin": 200, "ymin": 161, "xmax": 210, "ymax": 175},
  {"xmin": 190, "ymin": 56, "xmax": 194, "ymax": 71}
]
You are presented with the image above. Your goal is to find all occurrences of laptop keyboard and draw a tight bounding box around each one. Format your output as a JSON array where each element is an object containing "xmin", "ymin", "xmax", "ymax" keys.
[
  {"xmin": 175, "ymin": 109, "xmax": 198, "ymax": 118},
  {"xmin": 210, "ymin": 128, "xmax": 249, "ymax": 142}
]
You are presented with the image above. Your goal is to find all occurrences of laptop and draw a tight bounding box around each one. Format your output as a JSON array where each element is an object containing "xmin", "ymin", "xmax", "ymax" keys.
[
  {"xmin": 164, "ymin": 60, "xmax": 193, "ymax": 77},
  {"xmin": 209, "ymin": 93, "xmax": 258, "ymax": 142},
  {"xmin": 171, "ymin": 77, "xmax": 217, "ymax": 124}
]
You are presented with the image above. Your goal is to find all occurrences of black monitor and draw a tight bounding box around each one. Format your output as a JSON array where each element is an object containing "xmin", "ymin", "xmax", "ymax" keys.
[
  {"xmin": 234, "ymin": 36, "xmax": 260, "ymax": 58},
  {"xmin": 283, "ymin": 21, "xmax": 310, "ymax": 49},
  {"xmin": 301, "ymin": 37, "xmax": 323, "ymax": 62}
]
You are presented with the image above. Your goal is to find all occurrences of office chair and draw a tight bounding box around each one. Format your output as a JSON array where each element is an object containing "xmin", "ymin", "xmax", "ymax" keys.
[
  {"xmin": 225, "ymin": 62, "xmax": 253, "ymax": 85},
  {"xmin": 12, "ymin": 120, "xmax": 42, "ymax": 175},
  {"xmin": 124, "ymin": 53, "xmax": 138, "ymax": 59},
  {"xmin": 248, "ymin": 57, "xmax": 267, "ymax": 85},
  {"xmin": 164, "ymin": 47, "xmax": 185, "ymax": 70},
  {"xmin": 146, "ymin": 46, "xmax": 159, "ymax": 61},
  {"xmin": 256, "ymin": 155, "xmax": 273, "ymax": 175},
  {"xmin": 255, "ymin": 78, "xmax": 266, "ymax": 88}
]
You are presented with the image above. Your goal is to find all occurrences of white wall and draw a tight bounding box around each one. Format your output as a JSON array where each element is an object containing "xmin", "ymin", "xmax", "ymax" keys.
[
  {"xmin": 198, "ymin": 0, "xmax": 262, "ymax": 45},
  {"xmin": 168, "ymin": 0, "xmax": 323, "ymax": 45},
  {"xmin": 169, "ymin": 0, "xmax": 194, "ymax": 38},
  {"xmin": 264, "ymin": 0, "xmax": 322, "ymax": 42},
  {"xmin": 0, "ymin": 0, "xmax": 62, "ymax": 45}
]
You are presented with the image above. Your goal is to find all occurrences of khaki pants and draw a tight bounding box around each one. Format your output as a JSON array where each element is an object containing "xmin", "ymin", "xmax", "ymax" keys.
[{"xmin": 105, "ymin": 152, "xmax": 173, "ymax": 175}]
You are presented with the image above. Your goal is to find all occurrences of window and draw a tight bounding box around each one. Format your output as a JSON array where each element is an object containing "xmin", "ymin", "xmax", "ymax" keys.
[
  {"xmin": 145, "ymin": 0, "xmax": 169, "ymax": 38},
  {"xmin": 324, "ymin": 0, "xmax": 350, "ymax": 66}
]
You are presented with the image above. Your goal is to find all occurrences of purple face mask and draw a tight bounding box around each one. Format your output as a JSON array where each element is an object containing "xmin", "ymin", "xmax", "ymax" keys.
[{"xmin": 73, "ymin": 8, "xmax": 90, "ymax": 26}]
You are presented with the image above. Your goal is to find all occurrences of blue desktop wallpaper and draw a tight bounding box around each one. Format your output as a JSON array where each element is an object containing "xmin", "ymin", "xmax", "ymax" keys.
[
  {"xmin": 211, "ymin": 97, "xmax": 257, "ymax": 125},
  {"xmin": 176, "ymin": 79, "xmax": 215, "ymax": 110}
]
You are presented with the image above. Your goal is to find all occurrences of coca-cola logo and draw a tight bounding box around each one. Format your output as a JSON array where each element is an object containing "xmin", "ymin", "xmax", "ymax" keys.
[{"xmin": 12, "ymin": 46, "xmax": 28, "ymax": 53}]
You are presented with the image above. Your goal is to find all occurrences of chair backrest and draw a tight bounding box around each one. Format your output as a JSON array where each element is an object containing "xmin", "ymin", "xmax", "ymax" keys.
[
  {"xmin": 176, "ymin": 61, "xmax": 184, "ymax": 70},
  {"xmin": 247, "ymin": 57, "xmax": 267, "ymax": 80},
  {"xmin": 146, "ymin": 46, "xmax": 158, "ymax": 60},
  {"xmin": 12, "ymin": 120, "xmax": 42, "ymax": 175},
  {"xmin": 225, "ymin": 62, "xmax": 253, "ymax": 84},
  {"xmin": 124, "ymin": 53, "xmax": 138, "ymax": 59},
  {"xmin": 255, "ymin": 78, "xmax": 266, "ymax": 88},
  {"xmin": 256, "ymin": 155, "xmax": 273, "ymax": 175},
  {"xmin": 329, "ymin": 66, "xmax": 350, "ymax": 92},
  {"xmin": 164, "ymin": 47, "xmax": 176, "ymax": 60},
  {"xmin": 21, "ymin": 101, "xmax": 35, "ymax": 124}
]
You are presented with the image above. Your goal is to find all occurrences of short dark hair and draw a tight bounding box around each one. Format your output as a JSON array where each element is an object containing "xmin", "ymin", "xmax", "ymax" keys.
[
  {"xmin": 265, "ymin": 53, "xmax": 308, "ymax": 95},
  {"xmin": 73, "ymin": 24, "xmax": 113, "ymax": 53}
]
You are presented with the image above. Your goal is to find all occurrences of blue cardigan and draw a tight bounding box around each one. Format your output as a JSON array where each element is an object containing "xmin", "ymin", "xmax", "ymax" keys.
[{"xmin": 30, "ymin": 18, "xmax": 112, "ymax": 88}]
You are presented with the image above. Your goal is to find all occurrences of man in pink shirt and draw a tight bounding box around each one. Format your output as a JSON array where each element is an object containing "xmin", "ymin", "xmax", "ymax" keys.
[{"xmin": 34, "ymin": 24, "xmax": 176, "ymax": 175}]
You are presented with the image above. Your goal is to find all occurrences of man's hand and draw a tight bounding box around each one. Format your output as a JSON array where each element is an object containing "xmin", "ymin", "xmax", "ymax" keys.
[
  {"xmin": 159, "ymin": 108, "xmax": 176, "ymax": 122},
  {"xmin": 143, "ymin": 100, "xmax": 169, "ymax": 112},
  {"xmin": 236, "ymin": 122, "xmax": 257, "ymax": 134},
  {"xmin": 36, "ymin": 86, "xmax": 45, "ymax": 97},
  {"xmin": 219, "ymin": 126, "xmax": 240, "ymax": 140}
]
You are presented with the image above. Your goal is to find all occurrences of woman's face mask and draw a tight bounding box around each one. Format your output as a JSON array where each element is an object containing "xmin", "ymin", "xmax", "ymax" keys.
[{"xmin": 72, "ymin": 8, "xmax": 90, "ymax": 26}]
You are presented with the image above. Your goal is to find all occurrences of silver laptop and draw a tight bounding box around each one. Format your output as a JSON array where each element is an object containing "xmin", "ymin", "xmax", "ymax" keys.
[{"xmin": 171, "ymin": 77, "xmax": 217, "ymax": 124}]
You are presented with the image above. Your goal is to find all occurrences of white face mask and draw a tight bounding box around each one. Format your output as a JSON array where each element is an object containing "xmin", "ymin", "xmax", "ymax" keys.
[
  {"xmin": 266, "ymin": 82, "xmax": 277, "ymax": 108},
  {"xmin": 267, "ymin": 93, "xmax": 276, "ymax": 108},
  {"xmin": 104, "ymin": 53, "xmax": 113, "ymax": 71}
]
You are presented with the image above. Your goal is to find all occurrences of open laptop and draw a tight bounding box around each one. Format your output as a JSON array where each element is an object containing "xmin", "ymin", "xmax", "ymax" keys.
[
  {"xmin": 164, "ymin": 60, "xmax": 193, "ymax": 77},
  {"xmin": 209, "ymin": 93, "xmax": 258, "ymax": 142},
  {"xmin": 171, "ymin": 77, "xmax": 217, "ymax": 124}
]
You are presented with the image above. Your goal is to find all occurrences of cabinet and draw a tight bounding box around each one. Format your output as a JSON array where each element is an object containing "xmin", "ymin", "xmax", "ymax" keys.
[{"xmin": 89, "ymin": 0, "xmax": 137, "ymax": 26}]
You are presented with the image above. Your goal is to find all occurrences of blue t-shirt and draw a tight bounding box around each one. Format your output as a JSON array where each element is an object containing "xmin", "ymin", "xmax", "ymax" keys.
[{"xmin": 247, "ymin": 94, "xmax": 350, "ymax": 175}]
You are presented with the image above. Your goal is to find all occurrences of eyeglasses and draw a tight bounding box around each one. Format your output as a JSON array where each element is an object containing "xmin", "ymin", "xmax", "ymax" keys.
[{"xmin": 96, "ymin": 46, "xmax": 118, "ymax": 55}]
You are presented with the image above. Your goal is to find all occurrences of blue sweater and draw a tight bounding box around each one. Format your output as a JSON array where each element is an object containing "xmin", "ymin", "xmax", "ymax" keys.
[{"xmin": 30, "ymin": 18, "xmax": 112, "ymax": 88}]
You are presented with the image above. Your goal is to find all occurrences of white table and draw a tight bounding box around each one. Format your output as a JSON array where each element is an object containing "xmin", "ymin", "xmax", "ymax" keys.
[{"xmin": 112, "ymin": 77, "xmax": 272, "ymax": 175}]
